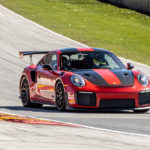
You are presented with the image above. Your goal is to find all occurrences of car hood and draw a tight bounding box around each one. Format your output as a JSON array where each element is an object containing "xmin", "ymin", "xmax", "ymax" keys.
[{"xmin": 71, "ymin": 69, "xmax": 134, "ymax": 86}]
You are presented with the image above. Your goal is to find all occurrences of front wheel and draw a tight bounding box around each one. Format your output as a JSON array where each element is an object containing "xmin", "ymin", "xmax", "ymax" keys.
[
  {"xmin": 55, "ymin": 81, "xmax": 66, "ymax": 111},
  {"xmin": 133, "ymin": 109, "xmax": 149, "ymax": 113}
]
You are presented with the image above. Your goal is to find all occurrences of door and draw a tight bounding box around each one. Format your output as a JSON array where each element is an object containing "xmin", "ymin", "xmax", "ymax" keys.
[{"xmin": 36, "ymin": 52, "xmax": 58, "ymax": 104}]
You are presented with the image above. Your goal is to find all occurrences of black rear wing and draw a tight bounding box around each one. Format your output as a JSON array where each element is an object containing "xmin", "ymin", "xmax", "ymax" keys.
[
  {"xmin": 19, "ymin": 51, "xmax": 49, "ymax": 65},
  {"xmin": 19, "ymin": 51, "xmax": 49, "ymax": 58}
]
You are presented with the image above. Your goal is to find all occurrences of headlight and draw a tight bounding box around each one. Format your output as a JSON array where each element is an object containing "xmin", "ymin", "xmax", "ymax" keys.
[
  {"xmin": 71, "ymin": 75, "xmax": 85, "ymax": 87},
  {"xmin": 137, "ymin": 74, "xmax": 149, "ymax": 86}
]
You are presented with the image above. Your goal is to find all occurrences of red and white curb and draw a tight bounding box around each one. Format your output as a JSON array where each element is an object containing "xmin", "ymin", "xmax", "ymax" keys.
[
  {"xmin": 0, "ymin": 111, "xmax": 150, "ymax": 138},
  {"xmin": 0, "ymin": 112, "xmax": 78, "ymax": 127}
]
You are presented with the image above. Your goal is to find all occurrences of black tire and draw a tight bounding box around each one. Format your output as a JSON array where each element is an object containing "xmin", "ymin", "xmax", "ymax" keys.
[
  {"xmin": 55, "ymin": 81, "xmax": 66, "ymax": 111},
  {"xmin": 20, "ymin": 76, "xmax": 43, "ymax": 108},
  {"xmin": 133, "ymin": 109, "xmax": 149, "ymax": 113}
]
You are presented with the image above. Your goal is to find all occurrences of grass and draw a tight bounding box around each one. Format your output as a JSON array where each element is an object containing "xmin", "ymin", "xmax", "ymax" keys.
[{"xmin": 0, "ymin": 0, "xmax": 150, "ymax": 65}]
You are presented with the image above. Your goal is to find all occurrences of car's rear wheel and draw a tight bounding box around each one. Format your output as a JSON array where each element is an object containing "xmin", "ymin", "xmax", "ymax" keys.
[
  {"xmin": 133, "ymin": 109, "xmax": 149, "ymax": 113},
  {"xmin": 55, "ymin": 81, "xmax": 66, "ymax": 111},
  {"xmin": 20, "ymin": 76, "xmax": 42, "ymax": 108}
]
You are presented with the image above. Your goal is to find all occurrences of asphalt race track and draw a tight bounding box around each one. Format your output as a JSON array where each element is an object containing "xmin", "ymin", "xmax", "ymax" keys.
[{"xmin": 0, "ymin": 4, "xmax": 150, "ymax": 143}]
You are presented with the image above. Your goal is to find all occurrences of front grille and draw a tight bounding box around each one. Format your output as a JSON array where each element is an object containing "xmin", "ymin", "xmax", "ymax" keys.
[
  {"xmin": 76, "ymin": 92, "xmax": 96, "ymax": 106},
  {"xmin": 99, "ymin": 99, "xmax": 135, "ymax": 108},
  {"xmin": 139, "ymin": 91, "xmax": 150, "ymax": 105}
]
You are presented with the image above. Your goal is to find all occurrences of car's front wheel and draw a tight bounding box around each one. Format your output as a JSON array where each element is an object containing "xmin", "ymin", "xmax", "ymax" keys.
[
  {"xmin": 20, "ymin": 76, "xmax": 42, "ymax": 108},
  {"xmin": 55, "ymin": 81, "xmax": 66, "ymax": 111}
]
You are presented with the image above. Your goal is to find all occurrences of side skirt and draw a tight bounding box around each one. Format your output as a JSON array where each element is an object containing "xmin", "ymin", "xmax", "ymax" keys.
[{"xmin": 30, "ymin": 100, "xmax": 56, "ymax": 106}]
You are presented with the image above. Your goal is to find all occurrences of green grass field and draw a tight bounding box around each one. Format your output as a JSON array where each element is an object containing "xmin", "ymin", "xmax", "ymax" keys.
[{"xmin": 0, "ymin": 0, "xmax": 150, "ymax": 64}]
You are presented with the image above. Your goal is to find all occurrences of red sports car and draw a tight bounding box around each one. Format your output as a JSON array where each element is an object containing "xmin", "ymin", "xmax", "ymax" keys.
[{"xmin": 19, "ymin": 48, "xmax": 150, "ymax": 112}]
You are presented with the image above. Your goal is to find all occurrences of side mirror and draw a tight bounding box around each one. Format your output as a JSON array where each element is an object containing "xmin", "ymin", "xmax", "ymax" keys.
[
  {"xmin": 127, "ymin": 63, "xmax": 134, "ymax": 70},
  {"xmin": 42, "ymin": 64, "xmax": 53, "ymax": 71}
]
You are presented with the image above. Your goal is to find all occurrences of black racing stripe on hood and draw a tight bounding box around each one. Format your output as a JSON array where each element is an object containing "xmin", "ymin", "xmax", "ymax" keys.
[
  {"xmin": 109, "ymin": 69, "xmax": 134, "ymax": 86},
  {"xmin": 71, "ymin": 69, "xmax": 109, "ymax": 86}
]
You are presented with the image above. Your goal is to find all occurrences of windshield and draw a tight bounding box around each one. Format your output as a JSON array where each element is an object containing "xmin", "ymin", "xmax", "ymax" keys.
[{"xmin": 60, "ymin": 51, "xmax": 125, "ymax": 70}]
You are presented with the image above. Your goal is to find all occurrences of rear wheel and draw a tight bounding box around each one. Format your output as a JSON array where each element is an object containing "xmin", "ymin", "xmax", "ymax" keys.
[
  {"xmin": 55, "ymin": 81, "xmax": 66, "ymax": 111},
  {"xmin": 133, "ymin": 109, "xmax": 149, "ymax": 113},
  {"xmin": 20, "ymin": 76, "xmax": 42, "ymax": 108}
]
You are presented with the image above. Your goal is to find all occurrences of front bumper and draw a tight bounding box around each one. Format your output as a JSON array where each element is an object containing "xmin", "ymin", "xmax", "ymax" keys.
[{"xmin": 68, "ymin": 90, "xmax": 150, "ymax": 110}]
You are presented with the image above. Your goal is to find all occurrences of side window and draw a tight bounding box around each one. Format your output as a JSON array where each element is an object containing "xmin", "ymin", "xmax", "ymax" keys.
[
  {"xmin": 50, "ymin": 54, "xmax": 57, "ymax": 69},
  {"xmin": 45, "ymin": 53, "xmax": 57, "ymax": 70}
]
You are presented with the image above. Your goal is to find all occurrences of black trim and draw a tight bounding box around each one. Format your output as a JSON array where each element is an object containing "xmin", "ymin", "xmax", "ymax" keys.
[
  {"xmin": 59, "ymin": 72, "xmax": 65, "ymax": 76},
  {"xmin": 59, "ymin": 48, "xmax": 78, "ymax": 53},
  {"xmin": 59, "ymin": 48, "xmax": 110, "ymax": 54},
  {"xmin": 30, "ymin": 70, "xmax": 36, "ymax": 82}
]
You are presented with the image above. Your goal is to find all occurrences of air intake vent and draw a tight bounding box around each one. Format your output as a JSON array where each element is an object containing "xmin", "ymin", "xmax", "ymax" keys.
[
  {"xmin": 76, "ymin": 92, "xmax": 96, "ymax": 106},
  {"xmin": 139, "ymin": 91, "xmax": 150, "ymax": 105},
  {"xmin": 100, "ymin": 99, "xmax": 135, "ymax": 108}
]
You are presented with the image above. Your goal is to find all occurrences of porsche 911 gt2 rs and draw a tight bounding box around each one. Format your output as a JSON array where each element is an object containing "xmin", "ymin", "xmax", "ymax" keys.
[{"xmin": 19, "ymin": 48, "xmax": 150, "ymax": 112}]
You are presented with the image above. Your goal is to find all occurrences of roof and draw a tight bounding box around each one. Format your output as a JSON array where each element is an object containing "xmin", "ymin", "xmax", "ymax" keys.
[{"xmin": 58, "ymin": 48, "xmax": 111, "ymax": 54}]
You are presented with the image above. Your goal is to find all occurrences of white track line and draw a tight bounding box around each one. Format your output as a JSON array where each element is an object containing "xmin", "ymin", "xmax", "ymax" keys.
[
  {"xmin": 1, "ymin": 4, "xmax": 150, "ymax": 68},
  {"xmin": 0, "ymin": 110, "xmax": 150, "ymax": 138}
]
